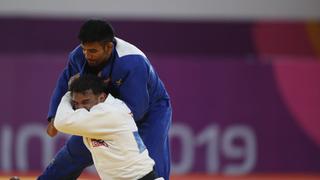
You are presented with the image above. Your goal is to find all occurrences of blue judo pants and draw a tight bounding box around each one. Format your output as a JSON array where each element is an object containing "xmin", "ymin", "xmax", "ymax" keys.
[{"xmin": 38, "ymin": 99, "xmax": 172, "ymax": 180}]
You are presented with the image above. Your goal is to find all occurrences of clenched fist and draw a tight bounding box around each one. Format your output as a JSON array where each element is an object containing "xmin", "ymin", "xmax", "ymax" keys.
[{"xmin": 47, "ymin": 118, "xmax": 58, "ymax": 137}]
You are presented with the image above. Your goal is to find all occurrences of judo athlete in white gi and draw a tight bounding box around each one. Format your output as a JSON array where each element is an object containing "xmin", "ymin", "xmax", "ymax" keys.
[{"xmin": 53, "ymin": 75, "xmax": 160, "ymax": 180}]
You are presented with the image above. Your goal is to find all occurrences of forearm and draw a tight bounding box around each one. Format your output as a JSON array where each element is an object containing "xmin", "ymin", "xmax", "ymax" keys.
[
  {"xmin": 47, "ymin": 83, "xmax": 68, "ymax": 120},
  {"xmin": 47, "ymin": 54, "xmax": 80, "ymax": 120},
  {"xmin": 54, "ymin": 94, "xmax": 117, "ymax": 139}
]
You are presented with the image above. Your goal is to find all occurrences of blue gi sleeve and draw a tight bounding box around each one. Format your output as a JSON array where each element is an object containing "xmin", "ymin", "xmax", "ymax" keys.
[
  {"xmin": 117, "ymin": 56, "xmax": 150, "ymax": 121},
  {"xmin": 47, "ymin": 54, "xmax": 80, "ymax": 120}
]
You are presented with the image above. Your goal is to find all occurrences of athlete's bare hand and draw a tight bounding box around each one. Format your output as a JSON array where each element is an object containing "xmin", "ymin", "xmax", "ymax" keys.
[{"xmin": 47, "ymin": 119, "xmax": 58, "ymax": 137}]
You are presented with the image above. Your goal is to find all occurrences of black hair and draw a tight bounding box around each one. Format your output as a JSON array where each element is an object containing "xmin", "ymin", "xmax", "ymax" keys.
[
  {"xmin": 69, "ymin": 74, "xmax": 109, "ymax": 95},
  {"xmin": 78, "ymin": 19, "xmax": 115, "ymax": 43}
]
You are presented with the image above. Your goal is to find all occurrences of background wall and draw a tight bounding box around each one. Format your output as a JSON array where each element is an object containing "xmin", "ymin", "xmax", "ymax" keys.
[
  {"xmin": 0, "ymin": 0, "xmax": 320, "ymax": 20},
  {"xmin": 0, "ymin": 0, "xmax": 319, "ymax": 178}
]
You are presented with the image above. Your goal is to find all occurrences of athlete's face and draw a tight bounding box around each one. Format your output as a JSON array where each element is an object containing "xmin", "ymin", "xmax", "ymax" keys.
[
  {"xmin": 81, "ymin": 41, "xmax": 113, "ymax": 67},
  {"xmin": 71, "ymin": 89, "xmax": 106, "ymax": 111}
]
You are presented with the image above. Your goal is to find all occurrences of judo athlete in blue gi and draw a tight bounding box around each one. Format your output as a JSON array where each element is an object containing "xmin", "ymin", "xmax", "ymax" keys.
[{"xmin": 38, "ymin": 19, "xmax": 172, "ymax": 180}]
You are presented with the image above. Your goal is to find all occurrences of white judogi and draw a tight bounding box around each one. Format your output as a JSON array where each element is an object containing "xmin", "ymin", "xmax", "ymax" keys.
[{"xmin": 54, "ymin": 92, "xmax": 155, "ymax": 180}]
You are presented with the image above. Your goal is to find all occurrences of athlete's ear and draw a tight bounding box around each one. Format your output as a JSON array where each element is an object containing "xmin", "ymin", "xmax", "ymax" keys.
[
  {"xmin": 98, "ymin": 92, "xmax": 107, "ymax": 102},
  {"xmin": 107, "ymin": 42, "xmax": 113, "ymax": 48},
  {"xmin": 104, "ymin": 42, "xmax": 113, "ymax": 52}
]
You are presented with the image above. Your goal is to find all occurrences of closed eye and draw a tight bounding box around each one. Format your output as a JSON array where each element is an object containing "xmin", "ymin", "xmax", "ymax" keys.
[{"xmin": 71, "ymin": 100, "xmax": 78, "ymax": 109}]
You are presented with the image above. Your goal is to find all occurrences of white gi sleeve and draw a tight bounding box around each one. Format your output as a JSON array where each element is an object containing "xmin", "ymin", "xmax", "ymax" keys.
[{"xmin": 54, "ymin": 92, "xmax": 127, "ymax": 139}]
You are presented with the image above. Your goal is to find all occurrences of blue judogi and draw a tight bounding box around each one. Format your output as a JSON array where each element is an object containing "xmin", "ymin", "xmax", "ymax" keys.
[{"xmin": 38, "ymin": 38, "xmax": 172, "ymax": 180}]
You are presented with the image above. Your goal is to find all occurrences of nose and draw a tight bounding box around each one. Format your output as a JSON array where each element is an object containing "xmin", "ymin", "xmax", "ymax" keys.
[
  {"xmin": 77, "ymin": 104, "xmax": 84, "ymax": 109},
  {"xmin": 84, "ymin": 53, "xmax": 93, "ymax": 60},
  {"xmin": 83, "ymin": 50, "xmax": 93, "ymax": 59},
  {"xmin": 75, "ymin": 104, "xmax": 88, "ymax": 110}
]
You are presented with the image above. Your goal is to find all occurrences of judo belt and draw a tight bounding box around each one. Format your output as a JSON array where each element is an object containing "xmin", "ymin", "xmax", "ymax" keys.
[{"xmin": 138, "ymin": 169, "xmax": 156, "ymax": 180}]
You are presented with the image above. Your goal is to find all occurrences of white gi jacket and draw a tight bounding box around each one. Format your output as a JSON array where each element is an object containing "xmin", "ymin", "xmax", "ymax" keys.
[{"xmin": 54, "ymin": 92, "xmax": 155, "ymax": 180}]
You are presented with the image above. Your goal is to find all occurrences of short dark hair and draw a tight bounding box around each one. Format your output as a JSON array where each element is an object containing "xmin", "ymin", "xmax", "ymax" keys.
[
  {"xmin": 78, "ymin": 19, "xmax": 115, "ymax": 43},
  {"xmin": 69, "ymin": 74, "xmax": 108, "ymax": 95}
]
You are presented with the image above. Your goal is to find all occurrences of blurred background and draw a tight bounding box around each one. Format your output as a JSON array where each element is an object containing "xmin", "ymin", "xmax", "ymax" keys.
[{"xmin": 0, "ymin": 0, "xmax": 320, "ymax": 179}]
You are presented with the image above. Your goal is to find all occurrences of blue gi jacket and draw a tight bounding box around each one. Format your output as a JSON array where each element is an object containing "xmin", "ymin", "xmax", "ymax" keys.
[{"xmin": 47, "ymin": 38, "xmax": 170, "ymax": 122}]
